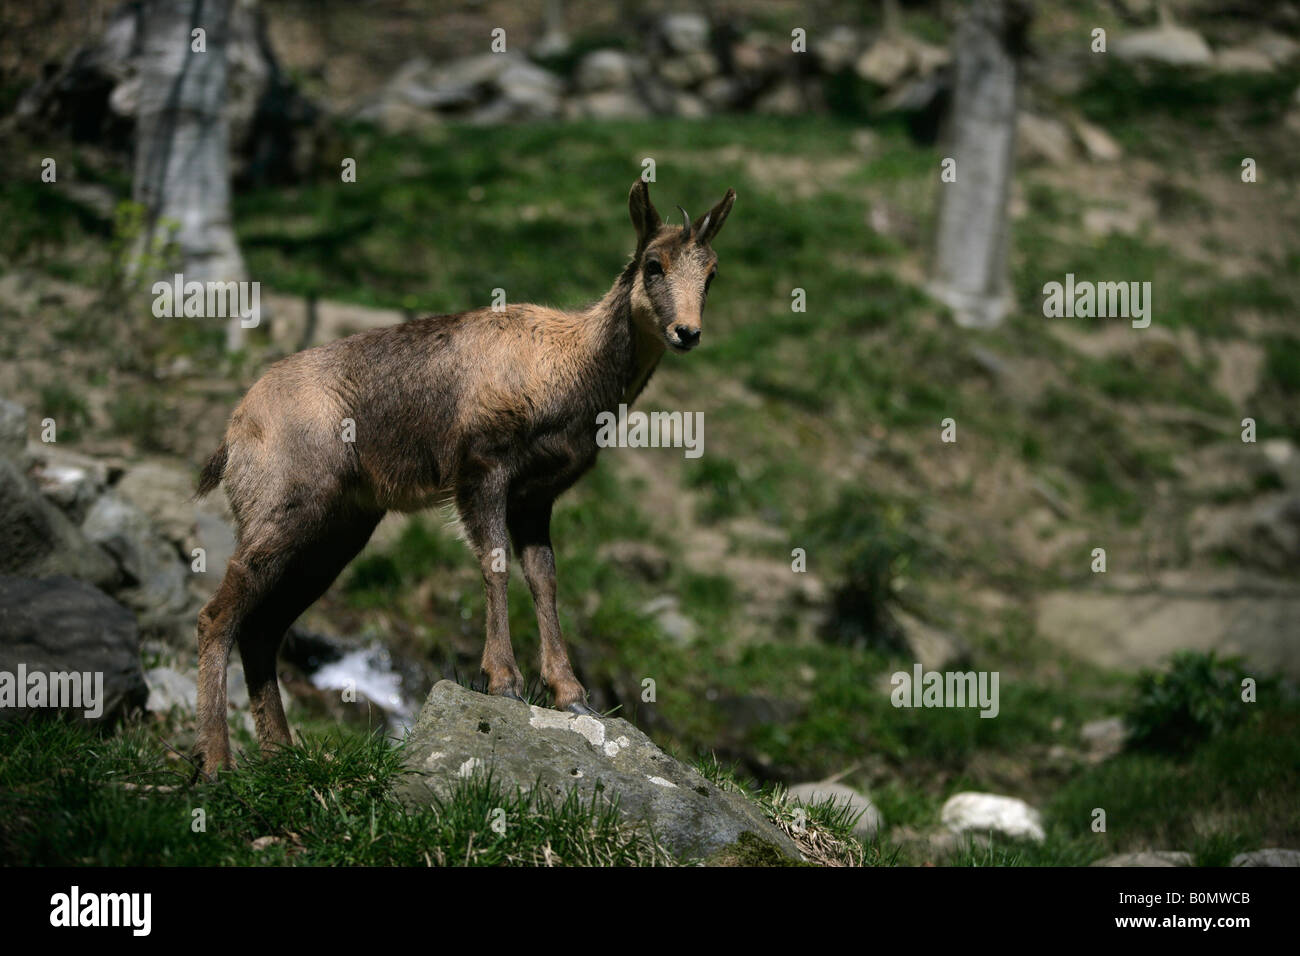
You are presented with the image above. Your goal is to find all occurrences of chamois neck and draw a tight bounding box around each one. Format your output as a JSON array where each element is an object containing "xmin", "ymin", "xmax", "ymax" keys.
[{"xmin": 587, "ymin": 262, "xmax": 665, "ymax": 404}]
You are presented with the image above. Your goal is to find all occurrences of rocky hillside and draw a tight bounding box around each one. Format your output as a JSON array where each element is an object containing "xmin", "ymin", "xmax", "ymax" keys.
[{"xmin": 1, "ymin": 0, "xmax": 1297, "ymax": 866}]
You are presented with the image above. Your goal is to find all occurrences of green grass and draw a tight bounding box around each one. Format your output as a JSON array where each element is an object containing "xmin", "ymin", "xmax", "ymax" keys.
[{"xmin": 0, "ymin": 719, "xmax": 678, "ymax": 866}]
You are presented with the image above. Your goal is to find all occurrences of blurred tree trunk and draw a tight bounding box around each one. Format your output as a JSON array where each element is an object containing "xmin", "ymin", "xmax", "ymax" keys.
[
  {"xmin": 928, "ymin": 0, "xmax": 1030, "ymax": 329},
  {"xmin": 134, "ymin": 0, "xmax": 247, "ymax": 351}
]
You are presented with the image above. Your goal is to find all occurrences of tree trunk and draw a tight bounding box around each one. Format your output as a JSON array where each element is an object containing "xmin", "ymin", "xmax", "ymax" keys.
[
  {"xmin": 133, "ymin": 0, "xmax": 247, "ymax": 351},
  {"xmin": 928, "ymin": 0, "xmax": 1029, "ymax": 329}
]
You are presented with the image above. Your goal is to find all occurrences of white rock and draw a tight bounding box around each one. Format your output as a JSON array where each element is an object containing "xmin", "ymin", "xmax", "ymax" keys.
[
  {"xmin": 941, "ymin": 792, "xmax": 1045, "ymax": 842},
  {"xmin": 144, "ymin": 667, "xmax": 197, "ymax": 713},
  {"xmin": 1114, "ymin": 25, "xmax": 1212, "ymax": 66},
  {"xmin": 659, "ymin": 13, "xmax": 710, "ymax": 54},
  {"xmin": 575, "ymin": 50, "xmax": 637, "ymax": 92}
]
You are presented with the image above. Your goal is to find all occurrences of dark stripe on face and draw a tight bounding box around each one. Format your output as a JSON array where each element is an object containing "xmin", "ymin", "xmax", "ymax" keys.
[{"xmin": 645, "ymin": 262, "xmax": 677, "ymax": 323}]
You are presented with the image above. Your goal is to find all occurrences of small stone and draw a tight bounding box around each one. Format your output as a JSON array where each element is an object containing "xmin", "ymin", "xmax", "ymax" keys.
[
  {"xmin": 940, "ymin": 792, "xmax": 1045, "ymax": 842},
  {"xmin": 1231, "ymin": 848, "xmax": 1300, "ymax": 867}
]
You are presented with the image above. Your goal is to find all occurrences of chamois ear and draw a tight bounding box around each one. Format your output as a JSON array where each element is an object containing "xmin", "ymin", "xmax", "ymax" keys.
[
  {"xmin": 693, "ymin": 188, "xmax": 736, "ymax": 246},
  {"xmin": 629, "ymin": 179, "xmax": 662, "ymax": 245}
]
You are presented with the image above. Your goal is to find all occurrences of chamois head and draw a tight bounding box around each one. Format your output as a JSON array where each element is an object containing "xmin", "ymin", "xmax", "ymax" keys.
[{"xmin": 628, "ymin": 179, "xmax": 736, "ymax": 353}]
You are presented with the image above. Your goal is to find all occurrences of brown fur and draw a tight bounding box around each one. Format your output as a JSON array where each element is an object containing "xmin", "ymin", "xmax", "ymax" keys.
[{"xmin": 191, "ymin": 180, "xmax": 735, "ymax": 776}]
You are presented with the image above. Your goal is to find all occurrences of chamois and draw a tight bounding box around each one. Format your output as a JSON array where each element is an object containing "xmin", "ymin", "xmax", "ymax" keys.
[{"xmin": 192, "ymin": 179, "xmax": 735, "ymax": 777}]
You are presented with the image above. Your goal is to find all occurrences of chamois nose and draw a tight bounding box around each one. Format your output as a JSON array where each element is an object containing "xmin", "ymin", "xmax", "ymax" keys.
[{"xmin": 673, "ymin": 325, "xmax": 701, "ymax": 348}]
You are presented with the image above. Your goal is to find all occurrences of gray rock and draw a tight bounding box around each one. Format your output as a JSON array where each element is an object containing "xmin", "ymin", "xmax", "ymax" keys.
[
  {"xmin": 398, "ymin": 680, "xmax": 802, "ymax": 863},
  {"xmin": 192, "ymin": 507, "xmax": 237, "ymax": 594},
  {"xmin": 0, "ymin": 456, "xmax": 118, "ymax": 587},
  {"xmin": 0, "ymin": 398, "xmax": 25, "ymax": 463},
  {"xmin": 1231, "ymin": 848, "xmax": 1300, "ymax": 867},
  {"xmin": 1069, "ymin": 115, "xmax": 1123, "ymax": 162},
  {"xmin": 575, "ymin": 50, "xmax": 638, "ymax": 92},
  {"xmin": 144, "ymin": 666, "xmax": 197, "ymax": 713},
  {"xmin": 699, "ymin": 76, "xmax": 743, "ymax": 111},
  {"xmin": 114, "ymin": 461, "xmax": 199, "ymax": 549},
  {"xmin": 1091, "ymin": 851, "xmax": 1193, "ymax": 867},
  {"xmin": 640, "ymin": 594, "xmax": 696, "ymax": 644},
  {"xmin": 29, "ymin": 446, "xmax": 110, "ymax": 521},
  {"xmin": 941, "ymin": 792, "xmax": 1045, "ymax": 842},
  {"xmin": 1081, "ymin": 716, "xmax": 1127, "ymax": 759},
  {"xmin": 659, "ymin": 13, "xmax": 710, "ymax": 54},
  {"xmin": 1018, "ymin": 112, "xmax": 1074, "ymax": 166},
  {"xmin": 565, "ymin": 90, "xmax": 649, "ymax": 121},
  {"xmin": 787, "ymin": 781, "xmax": 882, "ymax": 839},
  {"xmin": 855, "ymin": 38, "xmax": 912, "ymax": 87},
  {"xmin": 1215, "ymin": 47, "xmax": 1274, "ymax": 74},
  {"xmin": 658, "ymin": 51, "xmax": 719, "ymax": 88},
  {"xmin": 0, "ymin": 574, "xmax": 146, "ymax": 723},
  {"xmin": 1114, "ymin": 24, "xmax": 1213, "ymax": 66},
  {"xmin": 813, "ymin": 26, "xmax": 860, "ymax": 73},
  {"xmin": 754, "ymin": 80, "xmax": 806, "ymax": 116},
  {"xmin": 81, "ymin": 494, "xmax": 190, "ymax": 625},
  {"xmin": 895, "ymin": 610, "xmax": 970, "ymax": 671},
  {"xmin": 491, "ymin": 58, "xmax": 564, "ymax": 121}
]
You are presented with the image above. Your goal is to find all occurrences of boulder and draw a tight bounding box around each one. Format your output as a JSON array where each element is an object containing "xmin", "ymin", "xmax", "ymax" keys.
[
  {"xmin": 28, "ymin": 445, "xmax": 111, "ymax": 522},
  {"xmin": 1091, "ymin": 851, "xmax": 1193, "ymax": 867},
  {"xmin": 0, "ymin": 575, "xmax": 146, "ymax": 723},
  {"xmin": 787, "ymin": 781, "xmax": 882, "ymax": 839},
  {"xmin": 0, "ymin": 456, "xmax": 118, "ymax": 587},
  {"xmin": 398, "ymin": 680, "xmax": 803, "ymax": 863},
  {"xmin": 81, "ymin": 493, "xmax": 190, "ymax": 626},
  {"xmin": 115, "ymin": 460, "xmax": 208, "ymax": 548},
  {"xmin": 940, "ymin": 792, "xmax": 1045, "ymax": 842}
]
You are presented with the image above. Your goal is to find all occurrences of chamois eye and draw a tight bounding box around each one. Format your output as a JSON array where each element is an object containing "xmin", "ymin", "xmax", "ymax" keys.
[{"xmin": 644, "ymin": 260, "xmax": 663, "ymax": 279}]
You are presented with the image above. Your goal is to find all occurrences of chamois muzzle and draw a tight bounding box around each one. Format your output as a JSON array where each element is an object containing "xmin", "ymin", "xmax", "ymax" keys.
[{"xmin": 670, "ymin": 324, "xmax": 701, "ymax": 351}]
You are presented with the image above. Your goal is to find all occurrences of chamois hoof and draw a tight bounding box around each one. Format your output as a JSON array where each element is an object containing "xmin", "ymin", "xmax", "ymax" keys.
[
  {"xmin": 565, "ymin": 700, "xmax": 600, "ymax": 717},
  {"xmin": 495, "ymin": 688, "xmax": 525, "ymax": 703}
]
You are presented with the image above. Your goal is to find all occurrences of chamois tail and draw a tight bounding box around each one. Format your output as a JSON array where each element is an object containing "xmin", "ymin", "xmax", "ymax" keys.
[{"xmin": 195, "ymin": 442, "xmax": 228, "ymax": 499}]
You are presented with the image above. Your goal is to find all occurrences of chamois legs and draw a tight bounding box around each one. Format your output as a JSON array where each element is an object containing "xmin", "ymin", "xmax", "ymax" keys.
[
  {"xmin": 509, "ymin": 498, "xmax": 595, "ymax": 715},
  {"xmin": 458, "ymin": 470, "xmax": 525, "ymax": 700},
  {"xmin": 194, "ymin": 510, "xmax": 381, "ymax": 778}
]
